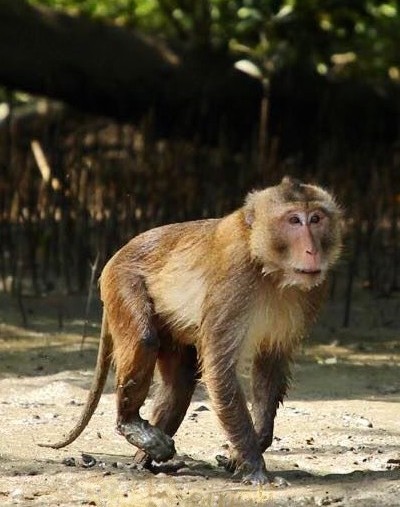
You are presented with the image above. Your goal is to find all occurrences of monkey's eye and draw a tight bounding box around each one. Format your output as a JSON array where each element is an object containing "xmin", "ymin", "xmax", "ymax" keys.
[
  {"xmin": 288, "ymin": 215, "xmax": 302, "ymax": 225},
  {"xmin": 310, "ymin": 214, "xmax": 321, "ymax": 224}
]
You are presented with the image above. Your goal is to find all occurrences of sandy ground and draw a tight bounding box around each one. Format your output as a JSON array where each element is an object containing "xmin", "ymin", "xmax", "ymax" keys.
[{"xmin": 0, "ymin": 290, "xmax": 399, "ymax": 506}]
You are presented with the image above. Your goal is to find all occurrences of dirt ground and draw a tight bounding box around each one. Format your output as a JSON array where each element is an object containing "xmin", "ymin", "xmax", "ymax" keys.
[{"xmin": 0, "ymin": 287, "xmax": 399, "ymax": 507}]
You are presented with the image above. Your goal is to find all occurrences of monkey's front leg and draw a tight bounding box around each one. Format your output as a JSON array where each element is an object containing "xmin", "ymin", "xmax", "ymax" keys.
[
  {"xmin": 251, "ymin": 349, "xmax": 291, "ymax": 452},
  {"xmin": 202, "ymin": 342, "xmax": 270, "ymax": 485},
  {"xmin": 216, "ymin": 348, "xmax": 291, "ymax": 481}
]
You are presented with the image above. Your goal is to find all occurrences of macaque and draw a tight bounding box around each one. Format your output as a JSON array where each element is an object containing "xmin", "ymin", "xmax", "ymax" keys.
[{"xmin": 41, "ymin": 176, "xmax": 342, "ymax": 485}]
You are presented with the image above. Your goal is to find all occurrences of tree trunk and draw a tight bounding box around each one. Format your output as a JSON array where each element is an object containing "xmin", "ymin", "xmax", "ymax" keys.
[{"xmin": 0, "ymin": 0, "xmax": 262, "ymax": 141}]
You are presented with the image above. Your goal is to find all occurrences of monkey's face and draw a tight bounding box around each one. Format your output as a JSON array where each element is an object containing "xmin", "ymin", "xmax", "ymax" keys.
[
  {"xmin": 246, "ymin": 180, "xmax": 342, "ymax": 291},
  {"xmin": 270, "ymin": 207, "xmax": 338, "ymax": 290}
]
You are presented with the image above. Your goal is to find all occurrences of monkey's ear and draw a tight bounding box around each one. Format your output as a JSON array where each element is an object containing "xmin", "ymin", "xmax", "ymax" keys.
[
  {"xmin": 281, "ymin": 175, "xmax": 302, "ymax": 190},
  {"xmin": 281, "ymin": 175, "xmax": 292, "ymax": 185},
  {"xmin": 243, "ymin": 204, "xmax": 255, "ymax": 227},
  {"xmin": 244, "ymin": 191, "xmax": 257, "ymax": 226}
]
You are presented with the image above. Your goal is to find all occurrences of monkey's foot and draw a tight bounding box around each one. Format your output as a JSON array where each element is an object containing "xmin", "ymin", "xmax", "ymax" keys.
[{"xmin": 118, "ymin": 419, "xmax": 175, "ymax": 463}]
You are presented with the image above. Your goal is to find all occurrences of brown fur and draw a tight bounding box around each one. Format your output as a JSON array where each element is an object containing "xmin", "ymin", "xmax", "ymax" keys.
[{"xmin": 41, "ymin": 176, "xmax": 342, "ymax": 485}]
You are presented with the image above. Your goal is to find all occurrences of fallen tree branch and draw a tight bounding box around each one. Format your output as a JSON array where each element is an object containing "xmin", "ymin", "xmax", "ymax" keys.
[{"xmin": 0, "ymin": 0, "xmax": 262, "ymax": 141}]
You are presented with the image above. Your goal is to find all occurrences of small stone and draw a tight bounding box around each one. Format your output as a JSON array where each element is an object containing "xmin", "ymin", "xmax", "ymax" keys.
[
  {"xmin": 127, "ymin": 462, "xmax": 145, "ymax": 471},
  {"xmin": 68, "ymin": 400, "xmax": 83, "ymax": 406},
  {"xmin": 387, "ymin": 458, "xmax": 400, "ymax": 468},
  {"xmin": 342, "ymin": 414, "xmax": 373, "ymax": 428},
  {"xmin": 62, "ymin": 457, "xmax": 76, "ymax": 467},
  {"xmin": 10, "ymin": 488, "xmax": 23, "ymax": 499},
  {"xmin": 81, "ymin": 454, "xmax": 96, "ymax": 468},
  {"xmin": 272, "ymin": 476, "xmax": 290, "ymax": 488}
]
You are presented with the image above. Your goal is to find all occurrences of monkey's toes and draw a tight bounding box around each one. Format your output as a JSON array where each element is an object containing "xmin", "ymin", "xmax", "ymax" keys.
[
  {"xmin": 240, "ymin": 471, "xmax": 290, "ymax": 487},
  {"xmin": 131, "ymin": 449, "xmax": 152, "ymax": 469},
  {"xmin": 119, "ymin": 420, "xmax": 175, "ymax": 462},
  {"xmin": 215, "ymin": 454, "xmax": 237, "ymax": 473}
]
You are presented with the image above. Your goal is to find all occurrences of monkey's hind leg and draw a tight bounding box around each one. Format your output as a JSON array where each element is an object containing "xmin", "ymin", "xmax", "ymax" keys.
[
  {"xmin": 115, "ymin": 337, "xmax": 176, "ymax": 462},
  {"xmin": 132, "ymin": 343, "xmax": 199, "ymax": 467},
  {"xmin": 106, "ymin": 275, "xmax": 175, "ymax": 463}
]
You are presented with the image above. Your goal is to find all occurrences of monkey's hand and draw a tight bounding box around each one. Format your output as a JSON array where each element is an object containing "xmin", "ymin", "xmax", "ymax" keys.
[
  {"xmin": 118, "ymin": 419, "xmax": 175, "ymax": 463},
  {"xmin": 234, "ymin": 460, "xmax": 271, "ymax": 486},
  {"xmin": 215, "ymin": 454, "xmax": 237, "ymax": 473},
  {"xmin": 216, "ymin": 454, "xmax": 271, "ymax": 485}
]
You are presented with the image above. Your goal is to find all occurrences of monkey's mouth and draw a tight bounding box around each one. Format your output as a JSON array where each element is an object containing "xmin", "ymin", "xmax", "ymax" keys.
[{"xmin": 294, "ymin": 268, "xmax": 322, "ymax": 275}]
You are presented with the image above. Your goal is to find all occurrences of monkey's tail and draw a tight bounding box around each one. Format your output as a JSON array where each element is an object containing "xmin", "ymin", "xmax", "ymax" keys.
[{"xmin": 38, "ymin": 312, "xmax": 113, "ymax": 449}]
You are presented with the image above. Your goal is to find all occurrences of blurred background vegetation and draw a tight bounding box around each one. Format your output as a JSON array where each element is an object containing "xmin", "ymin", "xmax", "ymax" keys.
[{"xmin": 1, "ymin": 0, "xmax": 400, "ymax": 330}]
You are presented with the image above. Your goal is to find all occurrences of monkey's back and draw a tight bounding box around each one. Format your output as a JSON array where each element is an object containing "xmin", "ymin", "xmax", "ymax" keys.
[{"xmin": 99, "ymin": 218, "xmax": 222, "ymax": 343}]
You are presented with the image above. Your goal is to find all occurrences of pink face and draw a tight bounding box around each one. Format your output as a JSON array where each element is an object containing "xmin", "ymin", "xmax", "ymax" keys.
[{"xmin": 277, "ymin": 207, "xmax": 331, "ymax": 288}]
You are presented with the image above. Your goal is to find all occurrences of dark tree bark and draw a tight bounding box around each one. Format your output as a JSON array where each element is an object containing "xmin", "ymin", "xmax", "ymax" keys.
[{"xmin": 0, "ymin": 0, "xmax": 262, "ymax": 141}]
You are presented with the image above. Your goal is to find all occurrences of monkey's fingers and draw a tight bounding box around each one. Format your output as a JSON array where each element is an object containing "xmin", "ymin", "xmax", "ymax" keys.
[
  {"xmin": 234, "ymin": 461, "xmax": 271, "ymax": 486},
  {"xmin": 215, "ymin": 454, "xmax": 237, "ymax": 473},
  {"xmin": 240, "ymin": 469, "xmax": 272, "ymax": 486},
  {"xmin": 118, "ymin": 419, "xmax": 175, "ymax": 463}
]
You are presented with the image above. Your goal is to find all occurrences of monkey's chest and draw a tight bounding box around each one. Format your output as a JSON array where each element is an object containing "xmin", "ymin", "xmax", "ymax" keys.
[{"xmin": 243, "ymin": 289, "xmax": 307, "ymax": 358}]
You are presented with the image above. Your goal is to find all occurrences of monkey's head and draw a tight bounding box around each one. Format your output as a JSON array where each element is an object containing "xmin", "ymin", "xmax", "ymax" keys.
[{"xmin": 244, "ymin": 176, "xmax": 342, "ymax": 291}]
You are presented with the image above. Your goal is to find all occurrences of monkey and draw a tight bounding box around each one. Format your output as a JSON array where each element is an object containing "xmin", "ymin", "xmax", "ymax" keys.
[{"xmin": 40, "ymin": 176, "xmax": 342, "ymax": 485}]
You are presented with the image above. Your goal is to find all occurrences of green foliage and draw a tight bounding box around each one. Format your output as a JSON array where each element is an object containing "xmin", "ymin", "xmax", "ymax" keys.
[
  {"xmin": 27, "ymin": 0, "xmax": 400, "ymax": 83},
  {"xmin": 28, "ymin": 0, "xmax": 138, "ymax": 24}
]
